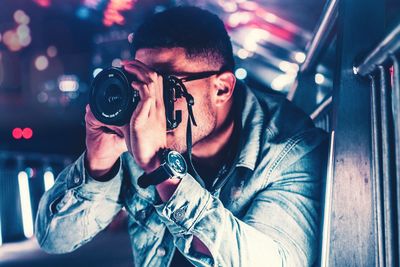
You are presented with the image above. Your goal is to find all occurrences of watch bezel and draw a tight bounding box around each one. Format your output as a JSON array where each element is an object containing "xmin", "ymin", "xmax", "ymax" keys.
[{"xmin": 164, "ymin": 150, "xmax": 187, "ymax": 178}]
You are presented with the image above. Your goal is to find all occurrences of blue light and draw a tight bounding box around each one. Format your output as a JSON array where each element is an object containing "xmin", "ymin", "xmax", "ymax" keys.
[
  {"xmin": 154, "ymin": 5, "xmax": 166, "ymax": 13},
  {"xmin": 76, "ymin": 7, "xmax": 90, "ymax": 19},
  {"xmin": 18, "ymin": 171, "xmax": 33, "ymax": 238},
  {"xmin": 235, "ymin": 68, "xmax": 247, "ymax": 80},
  {"xmin": 44, "ymin": 170, "xmax": 55, "ymax": 191}
]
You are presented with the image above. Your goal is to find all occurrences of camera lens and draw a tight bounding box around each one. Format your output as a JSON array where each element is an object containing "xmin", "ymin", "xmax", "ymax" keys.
[{"xmin": 89, "ymin": 67, "xmax": 139, "ymax": 126}]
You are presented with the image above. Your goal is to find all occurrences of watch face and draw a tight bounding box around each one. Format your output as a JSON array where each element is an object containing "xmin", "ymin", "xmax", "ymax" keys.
[{"xmin": 166, "ymin": 151, "xmax": 187, "ymax": 175}]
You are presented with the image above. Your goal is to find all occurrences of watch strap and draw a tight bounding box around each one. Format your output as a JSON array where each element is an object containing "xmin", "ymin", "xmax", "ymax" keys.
[{"xmin": 137, "ymin": 165, "xmax": 172, "ymax": 188}]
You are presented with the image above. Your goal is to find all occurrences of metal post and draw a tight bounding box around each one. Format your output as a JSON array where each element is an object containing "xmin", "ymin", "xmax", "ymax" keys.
[
  {"xmin": 370, "ymin": 74, "xmax": 385, "ymax": 267},
  {"xmin": 320, "ymin": 131, "xmax": 335, "ymax": 267},
  {"xmin": 326, "ymin": 0, "xmax": 384, "ymax": 265},
  {"xmin": 379, "ymin": 65, "xmax": 398, "ymax": 267},
  {"xmin": 390, "ymin": 54, "xmax": 400, "ymax": 264}
]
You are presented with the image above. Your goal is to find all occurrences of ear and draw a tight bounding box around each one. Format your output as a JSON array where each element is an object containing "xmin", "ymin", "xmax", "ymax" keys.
[{"xmin": 212, "ymin": 71, "xmax": 236, "ymax": 107}]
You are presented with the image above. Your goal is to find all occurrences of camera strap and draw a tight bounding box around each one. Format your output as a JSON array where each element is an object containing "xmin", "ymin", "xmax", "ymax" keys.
[{"xmin": 178, "ymin": 81, "xmax": 205, "ymax": 188}]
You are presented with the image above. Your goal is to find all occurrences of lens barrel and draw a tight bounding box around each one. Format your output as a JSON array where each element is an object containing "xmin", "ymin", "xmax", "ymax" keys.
[{"xmin": 89, "ymin": 67, "xmax": 139, "ymax": 126}]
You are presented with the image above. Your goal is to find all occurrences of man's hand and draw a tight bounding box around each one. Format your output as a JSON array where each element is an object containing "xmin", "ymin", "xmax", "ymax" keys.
[
  {"xmin": 122, "ymin": 60, "xmax": 167, "ymax": 173},
  {"xmin": 85, "ymin": 105, "xmax": 127, "ymax": 179}
]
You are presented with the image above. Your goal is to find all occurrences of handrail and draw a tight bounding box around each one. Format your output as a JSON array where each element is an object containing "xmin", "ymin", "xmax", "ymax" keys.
[
  {"xmin": 354, "ymin": 24, "xmax": 400, "ymax": 76},
  {"xmin": 310, "ymin": 96, "xmax": 332, "ymax": 120},
  {"xmin": 287, "ymin": 0, "xmax": 338, "ymax": 101},
  {"xmin": 320, "ymin": 130, "xmax": 335, "ymax": 267},
  {"xmin": 300, "ymin": 0, "xmax": 338, "ymax": 72}
]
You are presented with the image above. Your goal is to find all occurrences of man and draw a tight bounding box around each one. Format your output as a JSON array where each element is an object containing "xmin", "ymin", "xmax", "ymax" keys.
[{"xmin": 35, "ymin": 6, "xmax": 328, "ymax": 267}]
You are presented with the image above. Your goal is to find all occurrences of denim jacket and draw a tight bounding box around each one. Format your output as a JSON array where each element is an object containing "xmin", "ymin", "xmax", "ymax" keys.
[{"xmin": 35, "ymin": 84, "xmax": 328, "ymax": 267}]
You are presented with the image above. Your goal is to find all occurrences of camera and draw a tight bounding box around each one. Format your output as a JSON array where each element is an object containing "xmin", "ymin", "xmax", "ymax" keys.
[{"xmin": 89, "ymin": 67, "xmax": 183, "ymax": 130}]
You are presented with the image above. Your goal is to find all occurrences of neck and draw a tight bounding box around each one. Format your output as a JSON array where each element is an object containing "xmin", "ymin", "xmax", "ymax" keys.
[{"xmin": 191, "ymin": 109, "xmax": 235, "ymax": 169}]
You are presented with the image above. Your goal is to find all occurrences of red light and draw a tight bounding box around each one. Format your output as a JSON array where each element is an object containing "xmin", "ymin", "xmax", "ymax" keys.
[
  {"xmin": 12, "ymin": 128, "xmax": 23, "ymax": 139},
  {"xmin": 34, "ymin": 0, "xmax": 51, "ymax": 8},
  {"xmin": 103, "ymin": 0, "xmax": 135, "ymax": 26},
  {"xmin": 22, "ymin": 128, "xmax": 33, "ymax": 139}
]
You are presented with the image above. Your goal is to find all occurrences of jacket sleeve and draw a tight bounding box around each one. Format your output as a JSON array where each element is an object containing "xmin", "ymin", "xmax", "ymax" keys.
[
  {"xmin": 35, "ymin": 153, "xmax": 124, "ymax": 254},
  {"xmin": 153, "ymin": 129, "xmax": 328, "ymax": 267}
]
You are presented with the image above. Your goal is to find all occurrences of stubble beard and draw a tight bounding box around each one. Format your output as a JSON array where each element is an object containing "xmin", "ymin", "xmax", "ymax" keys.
[{"xmin": 167, "ymin": 94, "xmax": 216, "ymax": 154}]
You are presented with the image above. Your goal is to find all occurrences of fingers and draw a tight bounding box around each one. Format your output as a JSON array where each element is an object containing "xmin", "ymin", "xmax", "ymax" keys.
[
  {"xmin": 133, "ymin": 97, "xmax": 153, "ymax": 128},
  {"xmin": 129, "ymin": 80, "xmax": 153, "ymax": 127},
  {"xmin": 130, "ymin": 80, "xmax": 154, "ymax": 99},
  {"xmin": 123, "ymin": 60, "xmax": 162, "ymax": 96},
  {"xmin": 85, "ymin": 104, "xmax": 124, "ymax": 137},
  {"xmin": 123, "ymin": 60, "xmax": 159, "ymax": 84},
  {"xmin": 122, "ymin": 59, "xmax": 158, "ymax": 74},
  {"xmin": 154, "ymin": 75, "xmax": 164, "ymax": 111},
  {"xmin": 128, "ymin": 69, "xmax": 165, "ymax": 125},
  {"xmin": 114, "ymin": 134, "xmax": 128, "ymax": 153},
  {"xmin": 85, "ymin": 104, "xmax": 103, "ymax": 128}
]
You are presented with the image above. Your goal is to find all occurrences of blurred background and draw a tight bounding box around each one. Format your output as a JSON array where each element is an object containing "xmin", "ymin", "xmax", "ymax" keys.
[{"xmin": 0, "ymin": 0, "xmax": 398, "ymax": 266}]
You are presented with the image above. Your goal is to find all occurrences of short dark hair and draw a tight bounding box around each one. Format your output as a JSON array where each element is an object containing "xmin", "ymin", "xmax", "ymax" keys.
[{"xmin": 132, "ymin": 6, "xmax": 235, "ymax": 71}]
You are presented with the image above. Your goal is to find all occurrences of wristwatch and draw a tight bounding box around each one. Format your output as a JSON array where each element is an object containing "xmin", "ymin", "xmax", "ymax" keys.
[{"xmin": 137, "ymin": 150, "xmax": 188, "ymax": 188}]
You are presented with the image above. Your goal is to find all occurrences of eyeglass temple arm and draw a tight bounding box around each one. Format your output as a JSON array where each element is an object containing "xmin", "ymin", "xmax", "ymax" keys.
[{"xmin": 180, "ymin": 71, "xmax": 222, "ymax": 82}]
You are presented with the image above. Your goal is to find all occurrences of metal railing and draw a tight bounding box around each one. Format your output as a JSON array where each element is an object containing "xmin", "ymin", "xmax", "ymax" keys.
[
  {"xmin": 287, "ymin": 0, "xmax": 338, "ymax": 101},
  {"xmin": 311, "ymin": 96, "xmax": 332, "ymax": 132},
  {"xmin": 354, "ymin": 23, "xmax": 400, "ymax": 267},
  {"xmin": 0, "ymin": 151, "xmax": 72, "ymax": 243},
  {"xmin": 300, "ymin": 0, "xmax": 338, "ymax": 73}
]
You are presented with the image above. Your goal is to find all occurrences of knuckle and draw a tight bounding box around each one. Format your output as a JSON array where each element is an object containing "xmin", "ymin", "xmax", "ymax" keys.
[
  {"xmin": 147, "ymin": 79, "xmax": 156, "ymax": 87},
  {"xmin": 85, "ymin": 114, "xmax": 94, "ymax": 125},
  {"xmin": 149, "ymin": 72, "xmax": 159, "ymax": 81},
  {"xmin": 131, "ymin": 83, "xmax": 140, "ymax": 91}
]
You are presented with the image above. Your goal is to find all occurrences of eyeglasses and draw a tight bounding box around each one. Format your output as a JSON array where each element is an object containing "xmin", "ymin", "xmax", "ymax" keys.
[
  {"xmin": 156, "ymin": 69, "xmax": 221, "ymax": 82},
  {"xmin": 178, "ymin": 70, "xmax": 221, "ymax": 82}
]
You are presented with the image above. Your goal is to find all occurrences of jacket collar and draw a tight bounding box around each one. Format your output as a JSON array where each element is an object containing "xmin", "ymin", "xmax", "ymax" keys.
[{"xmin": 234, "ymin": 83, "xmax": 264, "ymax": 171}]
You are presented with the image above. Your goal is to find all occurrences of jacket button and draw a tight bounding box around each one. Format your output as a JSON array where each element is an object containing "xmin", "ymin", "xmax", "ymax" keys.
[
  {"xmin": 74, "ymin": 177, "xmax": 80, "ymax": 184},
  {"xmin": 138, "ymin": 210, "xmax": 147, "ymax": 221},
  {"xmin": 173, "ymin": 208, "xmax": 185, "ymax": 222},
  {"xmin": 156, "ymin": 247, "xmax": 166, "ymax": 257},
  {"xmin": 56, "ymin": 202, "xmax": 64, "ymax": 211}
]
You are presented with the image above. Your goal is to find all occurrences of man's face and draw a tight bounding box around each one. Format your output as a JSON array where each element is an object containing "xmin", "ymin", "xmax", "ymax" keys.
[{"xmin": 135, "ymin": 47, "xmax": 219, "ymax": 153}]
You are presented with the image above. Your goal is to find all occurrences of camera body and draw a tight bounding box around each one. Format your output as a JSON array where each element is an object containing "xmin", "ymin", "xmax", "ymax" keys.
[{"xmin": 89, "ymin": 67, "xmax": 182, "ymax": 130}]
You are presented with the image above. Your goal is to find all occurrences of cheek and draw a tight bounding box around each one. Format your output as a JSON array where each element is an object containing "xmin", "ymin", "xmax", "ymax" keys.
[
  {"xmin": 172, "ymin": 93, "xmax": 204, "ymax": 117},
  {"xmin": 171, "ymin": 83, "xmax": 214, "ymax": 124},
  {"xmin": 194, "ymin": 95, "xmax": 216, "ymax": 126}
]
